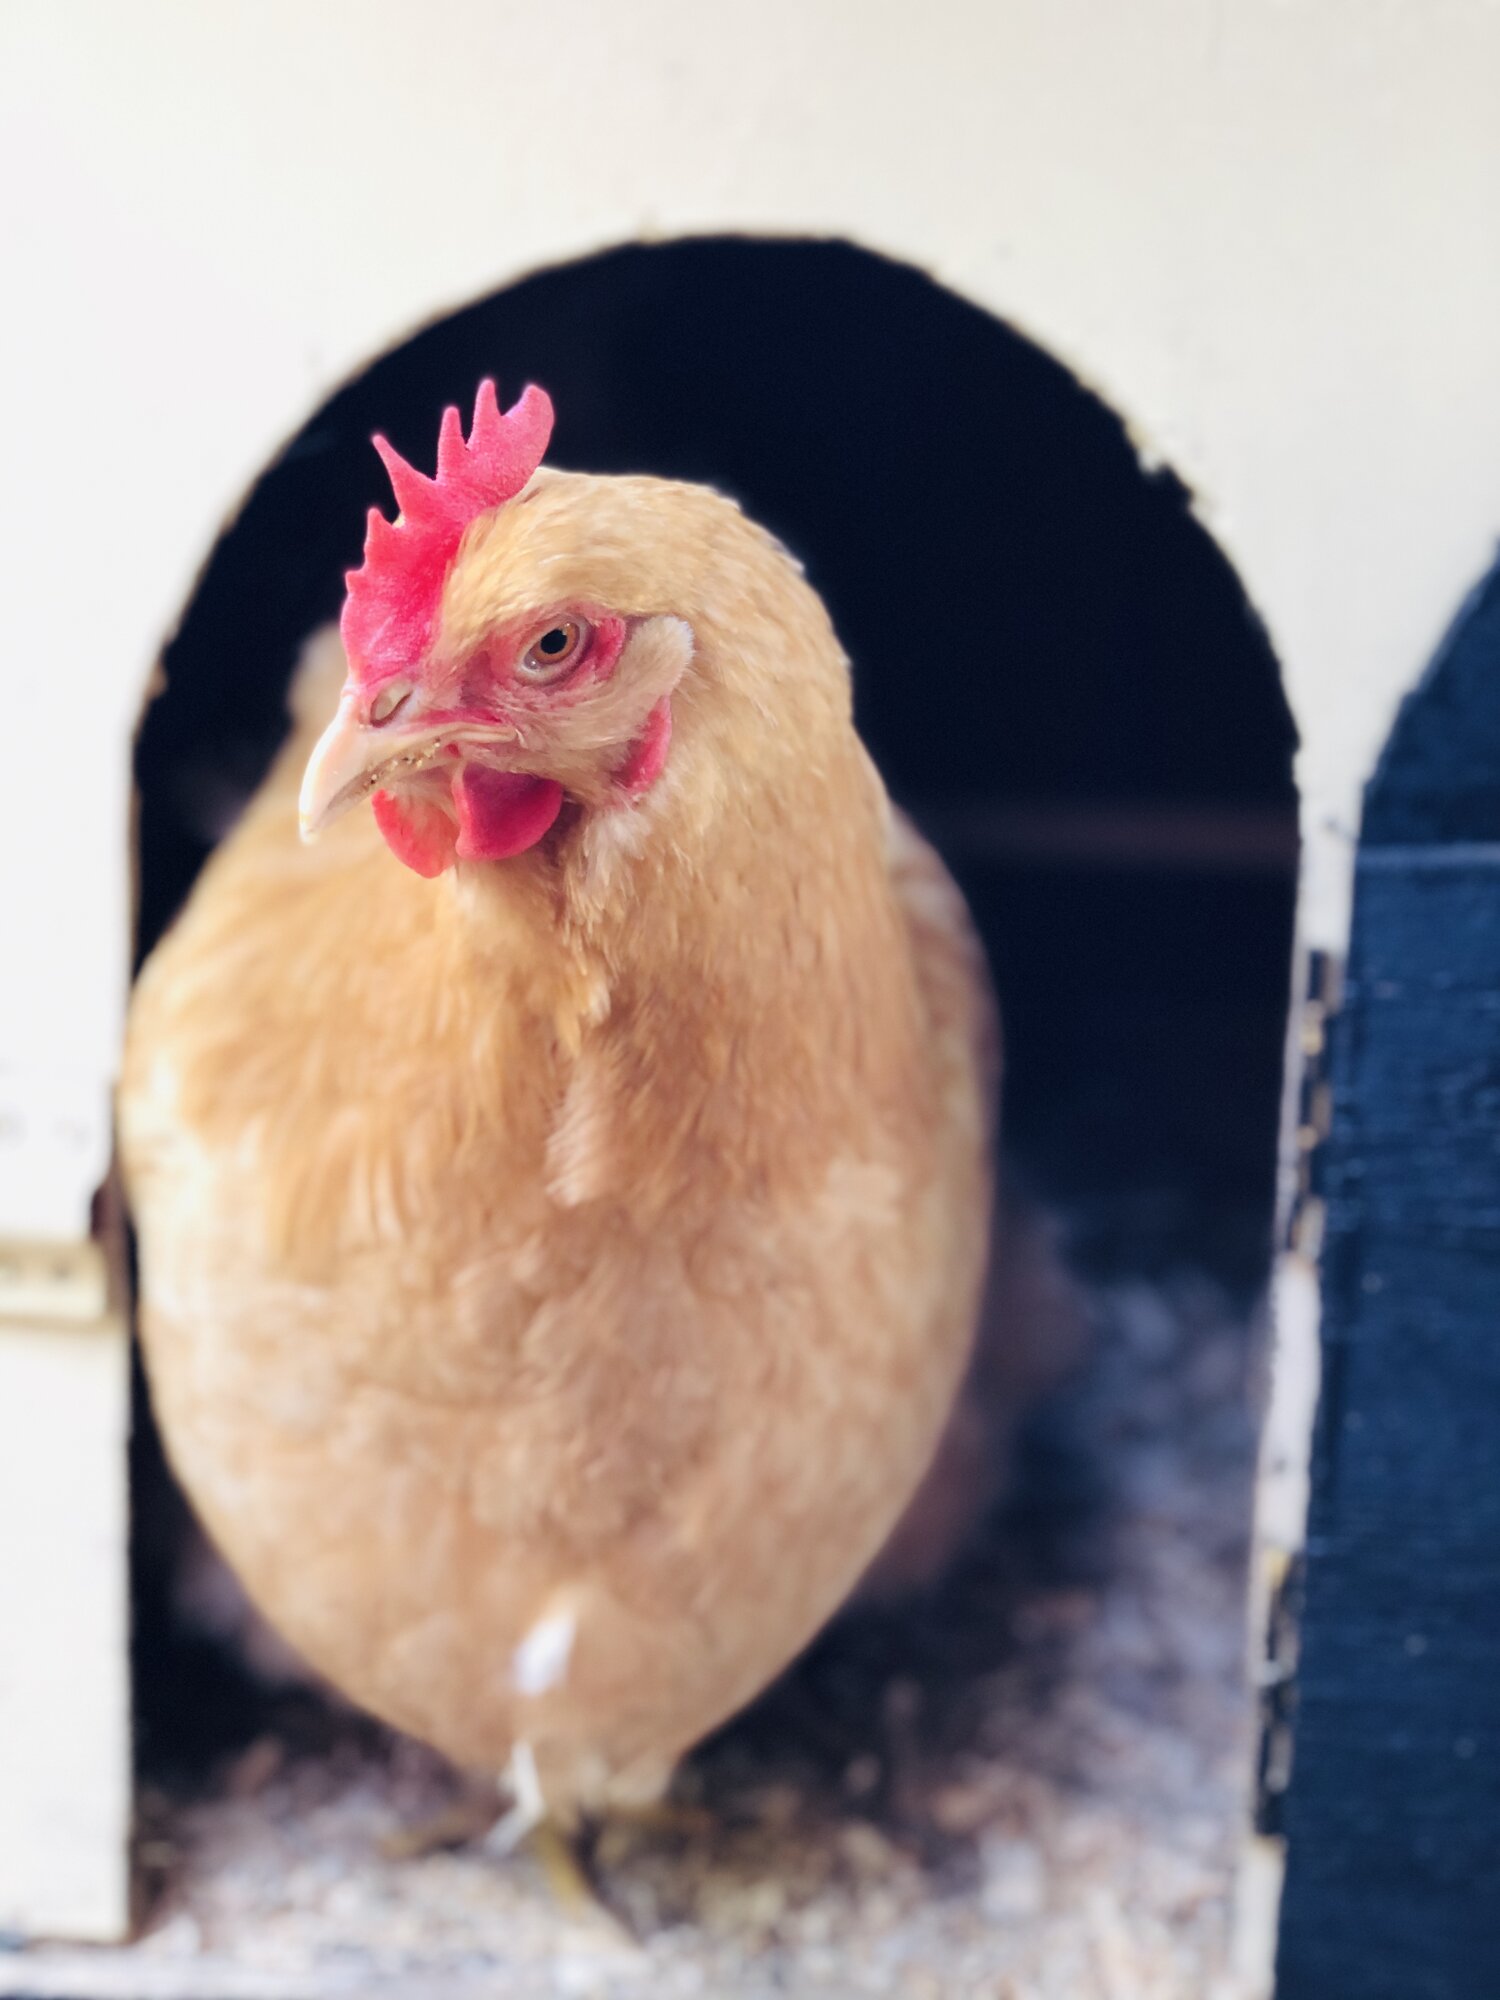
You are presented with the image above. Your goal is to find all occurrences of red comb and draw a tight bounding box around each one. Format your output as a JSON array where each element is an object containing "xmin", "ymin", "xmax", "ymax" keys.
[{"xmin": 341, "ymin": 380, "xmax": 554, "ymax": 684}]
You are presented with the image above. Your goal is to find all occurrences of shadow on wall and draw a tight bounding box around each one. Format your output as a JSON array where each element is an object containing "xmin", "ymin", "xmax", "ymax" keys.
[{"xmin": 136, "ymin": 235, "xmax": 1298, "ymax": 1276}]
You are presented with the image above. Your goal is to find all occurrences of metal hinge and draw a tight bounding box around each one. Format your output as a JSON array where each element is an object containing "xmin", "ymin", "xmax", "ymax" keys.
[
  {"xmin": 1253, "ymin": 1547, "xmax": 1306, "ymax": 1836},
  {"xmin": 0, "ymin": 1236, "xmax": 113, "ymax": 1331},
  {"xmin": 1285, "ymin": 947, "xmax": 1341, "ymax": 1261},
  {"xmin": 1251, "ymin": 946, "xmax": 1342, "ymax": 1834}
]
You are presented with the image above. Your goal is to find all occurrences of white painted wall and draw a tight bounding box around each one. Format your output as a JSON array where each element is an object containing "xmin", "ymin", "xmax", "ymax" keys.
[{"xmin": 3, "ymin": 0, "xmax": 1500, "ymax": 1237}]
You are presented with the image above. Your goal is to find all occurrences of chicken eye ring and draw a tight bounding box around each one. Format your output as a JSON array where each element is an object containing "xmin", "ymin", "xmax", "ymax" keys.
[{"xmin": 519, "ymin": 617, "xmax": 591, "ymax": 682}]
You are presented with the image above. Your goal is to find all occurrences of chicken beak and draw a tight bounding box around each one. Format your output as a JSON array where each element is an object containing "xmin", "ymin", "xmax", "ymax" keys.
[
  {"xmin": 300, "ymin": 696, "xmax": 376, "ymax": 839},
  {"xmin": 299, "ymin": 693, "xmax": 440, "ymax": 841}
]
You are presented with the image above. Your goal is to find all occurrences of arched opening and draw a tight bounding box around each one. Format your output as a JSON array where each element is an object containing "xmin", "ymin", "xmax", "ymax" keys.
[
  {"xmin": 130, "ymin": 238, "xmax": 1298, "ymax": 1982},
  {"xmin": 138, "ymin": 238, "xmax": 1296, "ymax": 1264}
]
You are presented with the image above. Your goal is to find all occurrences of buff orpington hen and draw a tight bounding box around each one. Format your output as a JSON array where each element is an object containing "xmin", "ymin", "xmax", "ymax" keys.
[{"xmin": 120, "ymin": 381, "xmax": 1011, "ymax": 1838}]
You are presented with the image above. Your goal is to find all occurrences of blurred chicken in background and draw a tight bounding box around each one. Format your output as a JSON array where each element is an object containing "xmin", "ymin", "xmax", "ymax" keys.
[{"xmin": 120, "ymin": 382, "xmax": 1074, "ymax": 1841}]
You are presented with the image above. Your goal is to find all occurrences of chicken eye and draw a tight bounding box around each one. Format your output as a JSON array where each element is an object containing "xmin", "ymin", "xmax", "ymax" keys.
[{"xmin": 519, "ymin": 618, "xmax": 590, "ymax": 681}]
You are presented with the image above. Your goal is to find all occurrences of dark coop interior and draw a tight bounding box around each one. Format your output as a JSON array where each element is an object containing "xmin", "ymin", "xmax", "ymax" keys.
[{"xmin": 129, "ymin": 240, "xmax": 1299, "ymax": 1952}]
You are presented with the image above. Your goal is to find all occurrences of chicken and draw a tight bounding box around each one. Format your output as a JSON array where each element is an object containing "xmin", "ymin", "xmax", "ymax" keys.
[{"xmin": 120, "ymin": 381, "xmax": 1002, "ymax": 1831}]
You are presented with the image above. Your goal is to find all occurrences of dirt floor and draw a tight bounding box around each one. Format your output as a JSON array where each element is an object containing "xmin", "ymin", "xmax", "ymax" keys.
[{"xmin": 2, "ymin": 1258, "xmax": 1266, "ymax": 2000}]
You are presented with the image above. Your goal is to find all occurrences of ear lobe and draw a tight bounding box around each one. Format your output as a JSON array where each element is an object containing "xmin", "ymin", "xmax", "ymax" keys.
[{"xmin": 614, "ymin": 699, "xmax": 673, "ymax": 796}]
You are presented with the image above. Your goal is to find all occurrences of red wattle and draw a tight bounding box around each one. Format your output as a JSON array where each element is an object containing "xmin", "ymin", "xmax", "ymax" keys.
[
  {"xmin": 452, "ymin": 765, "xmax": 564, "ymax": 860},
  {"xmin": 372, "ymin": 790, "xmax": 458, "ymax": 877}
]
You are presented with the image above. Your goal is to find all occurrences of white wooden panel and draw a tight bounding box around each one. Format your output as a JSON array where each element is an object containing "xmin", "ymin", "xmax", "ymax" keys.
[{"xmin": 0, "ymin": 1318, "xmax": 131, "ymax": 1942}]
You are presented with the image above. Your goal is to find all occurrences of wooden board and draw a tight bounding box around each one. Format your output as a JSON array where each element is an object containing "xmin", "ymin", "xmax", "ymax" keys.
[{"xmin": 1276, "ymin": 565, "xmax": 1500, "ymax": 1998}]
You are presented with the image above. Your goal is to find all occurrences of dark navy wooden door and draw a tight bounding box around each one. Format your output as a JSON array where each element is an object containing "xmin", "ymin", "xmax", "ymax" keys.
[{"xmin": 1278, "ymin": 563, "xmax": 1500, "ymax": 1998}]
